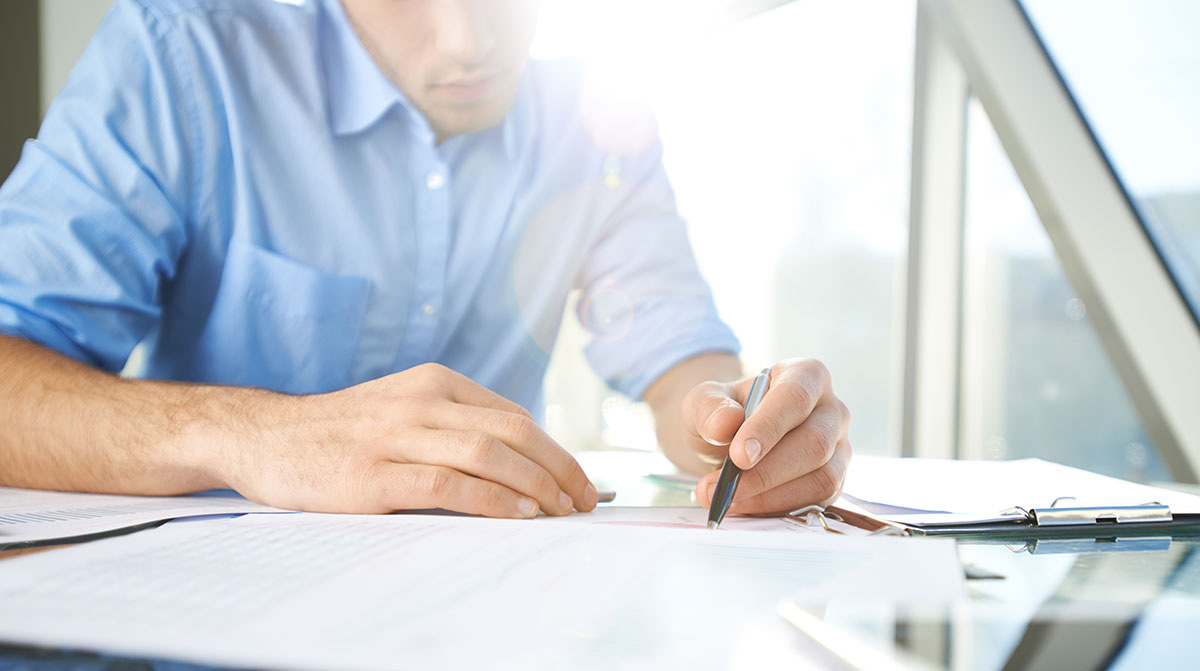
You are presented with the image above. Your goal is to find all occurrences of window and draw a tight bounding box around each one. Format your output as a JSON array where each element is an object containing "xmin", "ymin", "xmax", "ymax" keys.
[
  {"xmin": 1021, "ymin": 0, "xmax": 1200, "ymax": 324},
  {"xmin": 533, "ymin": 0, "xmax": 917, "ymax": 457},
  {"xmin": 959, "ymin": 97, "xmax": 1169, "ymax": 482}
]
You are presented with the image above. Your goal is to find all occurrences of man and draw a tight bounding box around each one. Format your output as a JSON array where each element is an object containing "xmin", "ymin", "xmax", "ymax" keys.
[{"xmin": 0, "ymin": 0, "xmax": 851, "ymax": 519}]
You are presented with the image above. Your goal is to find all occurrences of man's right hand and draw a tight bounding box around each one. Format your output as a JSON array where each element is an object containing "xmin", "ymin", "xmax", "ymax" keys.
[{"xmin": 216, "ymin": 363, "xmax": 599, "ymax": 518}]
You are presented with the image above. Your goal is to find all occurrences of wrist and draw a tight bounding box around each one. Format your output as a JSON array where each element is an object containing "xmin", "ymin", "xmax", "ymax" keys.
[{"xmin": 167, "ymin": 382, "xmax": 289, "ymax": 492}]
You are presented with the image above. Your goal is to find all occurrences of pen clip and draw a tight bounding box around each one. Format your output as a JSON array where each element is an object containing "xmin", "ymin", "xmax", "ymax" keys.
[{"xmin": 743, "ymin": 368, "xmax": 771, "ymax": 419}]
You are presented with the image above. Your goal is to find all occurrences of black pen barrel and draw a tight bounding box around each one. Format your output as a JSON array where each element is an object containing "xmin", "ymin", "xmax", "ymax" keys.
[{"xmin": 707, "ymin": 458, "xmax": 743, "ymax": 528}]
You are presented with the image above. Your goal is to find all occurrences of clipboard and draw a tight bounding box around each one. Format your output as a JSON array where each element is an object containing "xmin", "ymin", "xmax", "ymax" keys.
[{"xmin": 787, "ymin": 499, "xmax": 1200, "ymax": 541}]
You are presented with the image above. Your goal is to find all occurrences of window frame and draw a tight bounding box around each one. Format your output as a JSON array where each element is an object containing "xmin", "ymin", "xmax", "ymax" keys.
[{"xmin": 902, "ymin": 0, "xmax": 1200, "ymax": 481}]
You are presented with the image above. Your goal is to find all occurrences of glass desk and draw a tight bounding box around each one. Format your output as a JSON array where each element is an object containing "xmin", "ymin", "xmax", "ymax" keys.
[
  {"xmin": 2, "ymin": 450, "xmax": 1198, "ymax": 670},
  {"xmin": 806, "ymin": 537, "xmax": 1200, "ymax": 671}
]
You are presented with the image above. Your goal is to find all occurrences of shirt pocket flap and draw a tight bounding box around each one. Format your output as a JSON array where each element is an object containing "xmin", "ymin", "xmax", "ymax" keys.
[{"xmin": 197, "ymin": 237, "xmax": 371, "ymax": 393}]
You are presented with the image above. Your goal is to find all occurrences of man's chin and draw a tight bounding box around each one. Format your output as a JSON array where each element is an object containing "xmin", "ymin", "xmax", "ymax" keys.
[
  {"xmin": 426, "ymin": 91, "xmax": 519, "ymax": 140},
  {"xmin": 436, "ymin": 114, "xmax": 505, "ymax": 138}
]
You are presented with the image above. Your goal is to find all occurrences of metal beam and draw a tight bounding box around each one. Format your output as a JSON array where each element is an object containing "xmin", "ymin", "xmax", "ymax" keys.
[{"xmin": 900, "ymin": 2, "xmax": 970, "ymax": 459}]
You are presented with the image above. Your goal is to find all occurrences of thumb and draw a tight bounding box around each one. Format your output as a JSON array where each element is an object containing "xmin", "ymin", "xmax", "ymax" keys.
[{"xmin": 683, "ymin": 380, "xmax": 745, "ymax": 449}]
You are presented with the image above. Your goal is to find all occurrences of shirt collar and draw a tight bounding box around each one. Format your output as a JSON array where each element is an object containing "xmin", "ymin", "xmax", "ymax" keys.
[{"xmin": 319, "ymin": 0, "xmax": 425, "ymax": 138}]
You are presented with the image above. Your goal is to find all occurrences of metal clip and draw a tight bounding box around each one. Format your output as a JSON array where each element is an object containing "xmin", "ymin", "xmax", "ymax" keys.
[
  {"xmin": 787, "ymin": 505, "xmax": 846, "ymax": 535},
  {"xmin": 1029, "ymin": 502, "xmax": 1172, "ymax": 526},
  {"xmin": 1001, "ymin": 506, "xmax": 1032, "ymax": 520}
]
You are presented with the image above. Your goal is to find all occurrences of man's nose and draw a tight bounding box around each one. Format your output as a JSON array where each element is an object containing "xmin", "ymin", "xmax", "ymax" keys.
[{"xmin": 433, "ymin": 0, "xmax": 497, "ymax": 67}]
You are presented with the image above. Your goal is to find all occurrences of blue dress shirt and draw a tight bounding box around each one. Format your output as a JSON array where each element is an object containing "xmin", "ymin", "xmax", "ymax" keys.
[{"xmin": 0, "ymin": 0, "xmax": 739, "ymax": 414}]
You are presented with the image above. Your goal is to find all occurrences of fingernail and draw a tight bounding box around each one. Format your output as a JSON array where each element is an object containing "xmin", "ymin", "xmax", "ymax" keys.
[
  {"xmin": 706, "ymin": 483, "xmax": 716, "ymax": 503},
  {"xmin": 702, "ymin": 434, "xmax": 726, "ymax": 447},
  {"xmin": 702, "ymin": 404, "xmax": 736, "ymax": 446},
  {"xmin": 559, "ymin": 491, "xmax": 574, "ymax": 514},
  {"xmin": 518, "ymin": 498, "xmax": 538, "ymax": 517},
  {"xmin": 700, "ymin": 414, "xmax": 725, "ymax": 446},
  {"xmin": 585, "ymin": 483, "xmax": 598, "ymax": 508},
  {"xmin": 745, "ymin": 438, "xmax": 762, "ymax": 465}
]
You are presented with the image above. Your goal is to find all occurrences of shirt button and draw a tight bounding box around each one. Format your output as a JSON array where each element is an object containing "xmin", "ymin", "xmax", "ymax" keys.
[
  {"xmin": 421, "ymin": 302, "xmax": 436, "ymax": 316},
  {"xmin": 425, "ymin": 172, "xmax": 445, "ymax": 190}
]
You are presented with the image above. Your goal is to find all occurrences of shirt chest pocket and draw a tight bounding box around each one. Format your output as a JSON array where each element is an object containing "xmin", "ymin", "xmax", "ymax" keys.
[{"xmin": 197, "ymin": 237, "xmax": 371, "ymax": 394}]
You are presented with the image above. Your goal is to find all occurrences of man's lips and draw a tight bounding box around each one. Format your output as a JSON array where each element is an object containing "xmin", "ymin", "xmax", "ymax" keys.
[
  {"xmin": 432, "ymin": 70, "xmax": 507, "ymax": 102},
  {"xmin": 441, "ymin": 72, "xmax": 498, "ymax": 88}
]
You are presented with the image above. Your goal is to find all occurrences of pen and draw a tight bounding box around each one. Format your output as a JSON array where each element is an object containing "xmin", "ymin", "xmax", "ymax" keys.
[{"xmin": 707, "ymin": 367, "xmax": 770, "ymax": 530}]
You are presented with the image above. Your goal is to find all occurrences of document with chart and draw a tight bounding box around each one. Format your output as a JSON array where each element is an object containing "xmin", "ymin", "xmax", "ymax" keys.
[{"xmin": 0, "ymin": 487, "xmax": 288, "ymax": 546}]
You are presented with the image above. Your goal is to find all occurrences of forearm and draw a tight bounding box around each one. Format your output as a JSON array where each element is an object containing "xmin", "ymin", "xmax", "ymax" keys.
[
  {"xmin": 0, "ymin": 337, "xmax": 599, "ymax": 518},
  {"xmin": 0, "ymin": 335, "xmax": 272, "ymax": 495},
  {"xmin": 644, "ymin": 351, "xmax": 744, "ymax": 475}
]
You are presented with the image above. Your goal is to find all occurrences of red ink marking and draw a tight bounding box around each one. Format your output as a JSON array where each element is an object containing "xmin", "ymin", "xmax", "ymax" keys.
[{"xmin": 596, "ymin": 521, "xmax": 707, "ymax": 529}]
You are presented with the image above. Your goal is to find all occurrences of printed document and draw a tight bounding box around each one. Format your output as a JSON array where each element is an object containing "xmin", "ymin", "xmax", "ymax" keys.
[
  {"xmin": 540, "ymin": 505, "xmax": 869, "ymax": 534},
  {"xmin": 0, "ymin": 511, "xmax": 962, "ymax": 670},
  {"xmin": 0, "ymin": 487, "xmax": 286, "ymax": 546}
]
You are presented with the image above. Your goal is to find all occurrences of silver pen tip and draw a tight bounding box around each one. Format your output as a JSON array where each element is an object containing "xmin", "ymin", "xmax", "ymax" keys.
[{"xmin": 708, "ymin": 521, "xmax": 719, "ymax": 530}]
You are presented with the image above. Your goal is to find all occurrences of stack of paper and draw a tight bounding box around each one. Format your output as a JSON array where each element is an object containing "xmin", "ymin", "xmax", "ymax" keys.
[
  {"xmin": 538, "ymin": 504, "xmax": 868, "ymax": 534},
  {"xmin": 0, "ymin": 487, "xmax": 287, "ymax": 547},
  {"xmin": 0, "ymin": 511, "xmax": 963, "ymax": 670}
]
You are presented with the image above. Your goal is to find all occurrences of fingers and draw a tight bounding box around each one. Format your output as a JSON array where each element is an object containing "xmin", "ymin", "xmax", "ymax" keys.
[
  {"xmin": 727, "ymin": 359, "xmax": 832, "ymax": 470},
  {"xmin": 412, "ymin": 428, "xmax": 576, "ymax": 516},
  {"xmin": 695, "ymin": 397, "xmax": 847, "ymax": 508},
  {"xmin": 412, "ymin": 399, "xmax": 598, "ymax": 513},
  {"xmin": 413, "ymin": 363, "xmax": 534, "ymax": 417},
  {"xmin": 729, "ymin": 440, "xmax": 851, "ymax": 515},
  {"xmin": 372, "ymin": 463, "xmax": 541, "ymax": 519},
  {"xmin": 726, "ymin": 399, "xmax": 845, "ymax": 502},
  {"xmin": 682, "ymin": 380, "xmax": 745, "ymax": 452}
]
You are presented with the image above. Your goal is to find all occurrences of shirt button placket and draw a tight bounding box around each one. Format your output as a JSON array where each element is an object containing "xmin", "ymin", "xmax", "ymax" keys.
[{"xmin": 409, "ymin": 156, "xmax": 450, "ymax": 364}]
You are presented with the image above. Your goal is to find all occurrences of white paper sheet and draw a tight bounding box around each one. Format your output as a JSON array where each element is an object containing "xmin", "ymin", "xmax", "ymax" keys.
[
  {"xmin": 0, "ymin": 511, "xmax": 963, "ymax": 671},
  {"xmin": 0, "ymin": 487, "xmax": 287, "ymax": 546},
  {"xmin": 841, "ymin": 456, "xmax": 1200, "ymax": 518},
  {"xmin": 541, "ymin": 505, "xmax": 869, "ymax": 535}
]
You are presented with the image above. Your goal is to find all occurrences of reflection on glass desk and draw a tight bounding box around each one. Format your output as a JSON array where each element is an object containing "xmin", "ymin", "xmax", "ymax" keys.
[
  {"xmin": 809, "ymin": 537, "xmax": 1200, "ymax": 671},
  {"xmin": 1, "ymin": 449, "xmax": 1198, "ymax": 670}
]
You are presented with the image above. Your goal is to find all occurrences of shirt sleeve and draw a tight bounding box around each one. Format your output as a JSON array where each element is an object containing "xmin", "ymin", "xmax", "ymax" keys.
[
  {"xmin": 573, "ymin": 127, "xmax": 741, "ymax": 401},
  {"xmin": 0, "ymin": 0, "xmax": 197, "ymax": 372}
]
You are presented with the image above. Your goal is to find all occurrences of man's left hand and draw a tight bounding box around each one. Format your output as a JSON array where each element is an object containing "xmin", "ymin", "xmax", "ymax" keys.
[{"xmin": 682, "ymin": 358, "xmax": 852, "ymax": 515}]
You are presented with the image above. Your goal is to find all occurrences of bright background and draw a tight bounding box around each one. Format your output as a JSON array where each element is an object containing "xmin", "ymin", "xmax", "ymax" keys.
[
  {"xmin": 6, "ymin": 0, "xmax": 1196, "ymax": 483},
  {"xmin": 532, "ymin": 0, "xmax": 917, "ymax": 460}
]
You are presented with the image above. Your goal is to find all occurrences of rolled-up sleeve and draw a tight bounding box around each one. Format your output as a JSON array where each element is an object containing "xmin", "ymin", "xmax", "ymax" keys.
[
  {"xmin": 573, "ymin": 136, "xmax": 740, "ymax": 400},
  {"xmin": 0, "ymin": 0, "xmax": 196, "ymax": 372}
]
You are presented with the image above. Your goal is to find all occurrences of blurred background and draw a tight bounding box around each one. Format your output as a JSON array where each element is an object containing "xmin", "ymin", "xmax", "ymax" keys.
[
  {"xmin": 534, "ymin": 0, "xmax": 1198, "ymax": 485},
  {"xmin": 2, "ymin": 0, "xmax": 1197, "ymax": 483}
]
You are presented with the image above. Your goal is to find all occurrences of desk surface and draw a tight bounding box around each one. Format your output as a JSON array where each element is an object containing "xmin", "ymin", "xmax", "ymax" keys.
[{"xmin": 2, "ymin": 450, "xmax": 1198, "ymax": 671}]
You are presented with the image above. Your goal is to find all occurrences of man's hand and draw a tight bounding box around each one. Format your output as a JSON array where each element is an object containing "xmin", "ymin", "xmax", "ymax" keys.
[
  {"xmin": 678, "ymin": 358, "xmax": 851, "ymax": 515},
  {"xmin": 218, "ymin": 363, "xmax": 599, "ymax": 518}
]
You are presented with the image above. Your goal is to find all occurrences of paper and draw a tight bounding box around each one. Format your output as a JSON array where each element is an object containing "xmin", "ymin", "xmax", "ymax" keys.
[
  {"xmin": 0, "ymin": 487, "xmax": 287, "ymax": 546},
  {"xmin": 0, "ymin": 511, "xmax": 963, "ymax": 671},
  {"xmin": 544, "ymin": 505, "xmax": 869, "ymax": 534},
  {"xmin": 841, "ymin": 456, "xmax": 1200, "ymax": 518}
]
